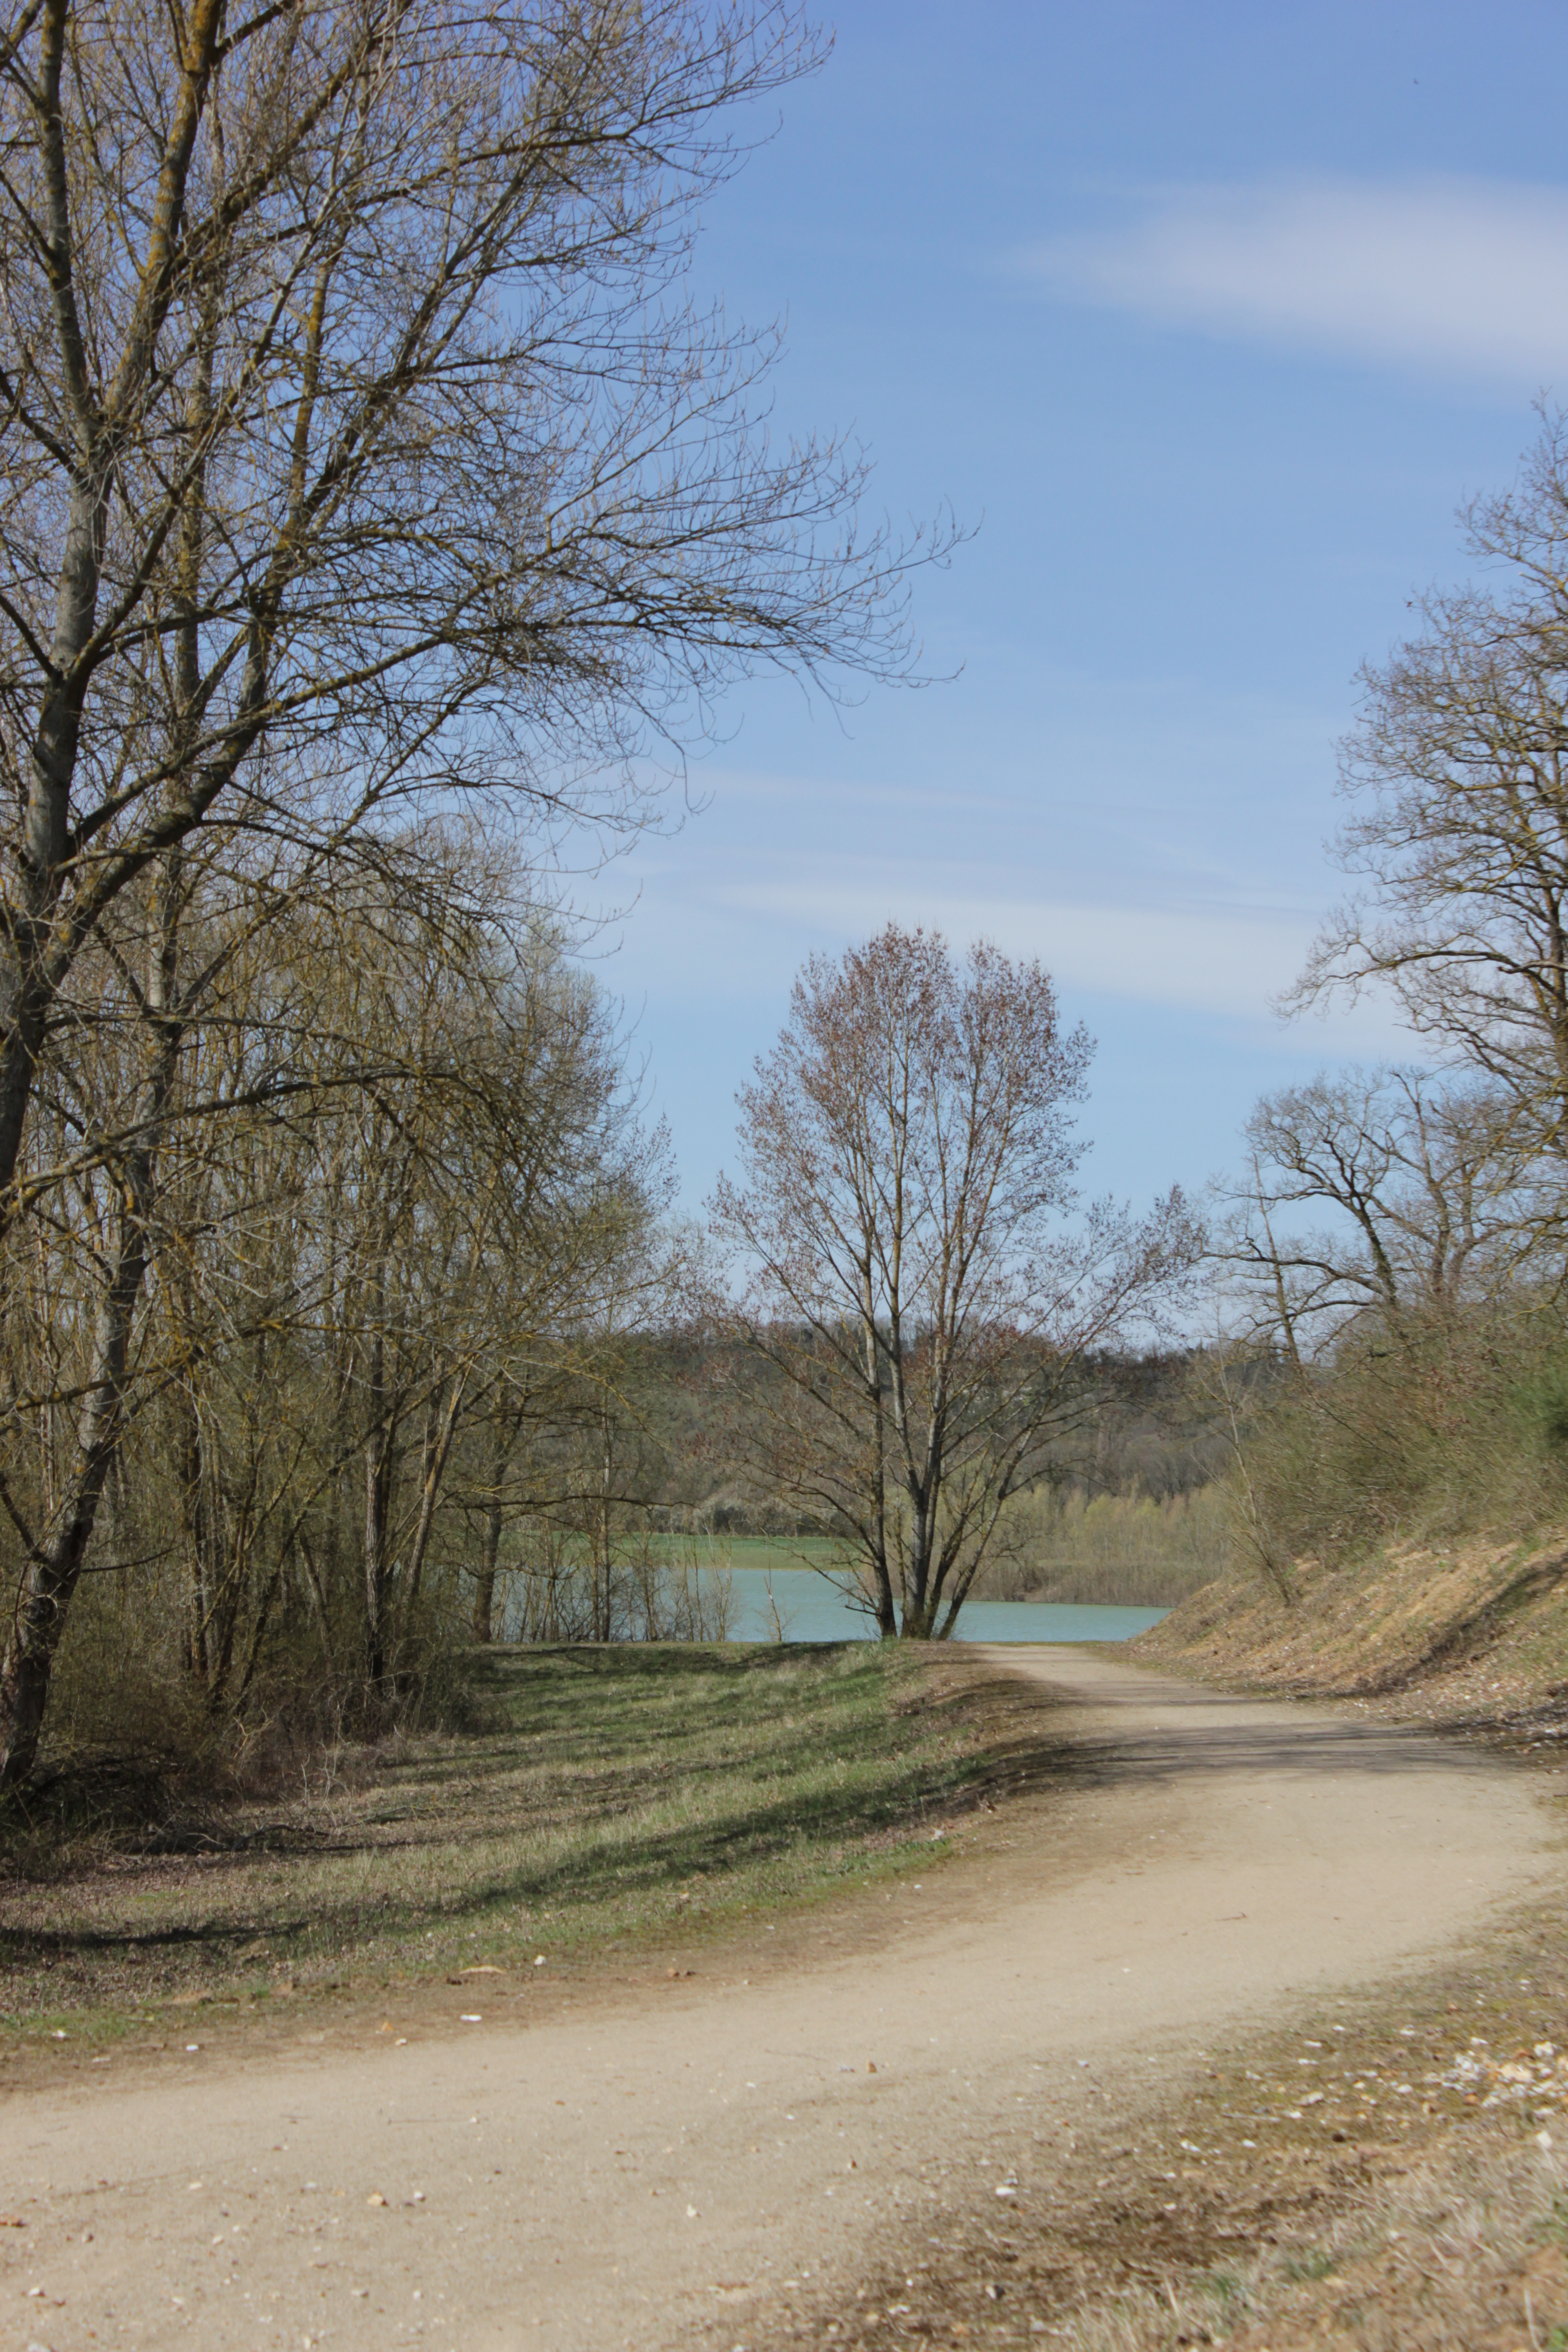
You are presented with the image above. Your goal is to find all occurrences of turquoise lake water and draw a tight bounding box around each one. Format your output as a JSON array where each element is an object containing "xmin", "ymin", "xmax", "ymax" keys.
[{"xmin": 719, "ymin": 1566, "xmax": 1165, "ymax": 1645}]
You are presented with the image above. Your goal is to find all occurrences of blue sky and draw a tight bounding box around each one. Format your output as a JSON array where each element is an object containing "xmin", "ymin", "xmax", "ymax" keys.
[{"xmin": 588, "ymin": 2, "xmax": 1568, "ymax": 1217}]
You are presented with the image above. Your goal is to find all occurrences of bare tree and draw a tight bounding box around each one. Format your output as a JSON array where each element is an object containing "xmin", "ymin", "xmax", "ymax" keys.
[
  {"xmin": 1215, "ymin": 1068, "xmax": 1545, "ymax": 1368},
  {"xmin": 0, "ymin": 0, "xmax": 944, "ymax": 1206},
  {"xmin": 1289, "ymin": 410, "xmax": 1568, "ymax": 1164},
  {"xmin": 0, "ymin": 0, "xmax": 953, "ymax": 1781},
  {"xmin": 1205, "ymin": 1065, "xmax": 1566, "ymax": 1589},
  {"xmin": 710, "ymin": 926, "xmax": 1198, "ymax": 1637},
  {"xmin": 1220, "ymin": 416, "xmax": 1568, "ymax": 1582}
]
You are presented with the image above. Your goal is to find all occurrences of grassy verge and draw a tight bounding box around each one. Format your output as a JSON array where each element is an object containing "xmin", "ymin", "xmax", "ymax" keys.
[{"xmin": 0, "ymin": 1641, "xmax": 1014, "ymax": 2057}]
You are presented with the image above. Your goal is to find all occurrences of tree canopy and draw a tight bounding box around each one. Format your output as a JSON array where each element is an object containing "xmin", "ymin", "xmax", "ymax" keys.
[{"xmin": 711, "ymin": 925, "xmax": 1198, "ymax": 1636}]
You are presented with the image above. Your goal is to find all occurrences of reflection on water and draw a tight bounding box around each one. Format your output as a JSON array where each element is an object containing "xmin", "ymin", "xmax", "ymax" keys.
[{"xmin": 720, "ymin": 1566, "xmax": 1166, "ymax": 1645}]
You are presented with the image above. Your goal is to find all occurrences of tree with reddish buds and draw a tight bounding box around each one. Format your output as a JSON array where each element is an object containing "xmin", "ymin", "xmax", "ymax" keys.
[{"xmin": 710, "ymin": 925, "xmax": 1200, "ymax": 1637}]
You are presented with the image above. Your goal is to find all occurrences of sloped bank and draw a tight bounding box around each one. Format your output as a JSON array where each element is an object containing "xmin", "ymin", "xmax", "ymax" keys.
[{"xmin": 1134, "ymin": 1534, "xmax": 1568, "ymax": 1740}]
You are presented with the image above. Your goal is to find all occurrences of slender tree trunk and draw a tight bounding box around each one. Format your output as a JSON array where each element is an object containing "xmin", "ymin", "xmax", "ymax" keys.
[
  {"xmin": 471, "ymin": 1515, "xmax": 501, "ymax": 1645},
  {"xmin": 177, "ymin": 1382, "xmax": 211, "ymax": 1684},
  {"xmin": 361, "ymin": 1237, "xmax": 397, "ymax": 1695},
  {"xmin": 0, "ymin": 1023, "xmax": 179, "ymax": 1783},
  {"xmin": 208, "ymin": 1511, "xmax": 251, "ymax": 1708},
  {"xmin": 403, "ymin": 1369, "xmax": 468, "ymax": 1620},
  {"xmin": 0, "ymin": 1220, "xmax": 147, "ymax": 1782},
  {"xmin": 860, "ymin": 1310, "xmax": 896, "ymax": 1636},
  {"xmin": 297, "ymin": 1527, "xmax": 340, "ymax": 1705},
  {"xmin": 234, "ymin": 1549, "xmax": 284, "ymax": 1708},
  {"xmin": 0, "ymin": 818, "xmax": 186, "ymax": 1784},
  {"xmin": 471, "ymin": 1421, "xmax": 510, "ymax": 1644},
  {"xmin": 903, "ymin": 1479, "xmax": 932, "ymax": 1636},
  {"xmin": 363, "ymin": 1419, "xmax": 396, "ymax": 1696},
  {"xmin": 595, "ymin": 1401, "xmax": 614, "ymax": 1642}
]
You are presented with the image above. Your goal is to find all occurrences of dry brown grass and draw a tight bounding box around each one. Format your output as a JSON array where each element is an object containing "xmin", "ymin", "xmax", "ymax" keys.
[
  {"xmin": 1137, "ymin": 1532, "xmax": 1568, "ymax": 1747},
  {"xmin": 1061, "ymin": 2132, "xmax": 1568, "ymax": 2350}
]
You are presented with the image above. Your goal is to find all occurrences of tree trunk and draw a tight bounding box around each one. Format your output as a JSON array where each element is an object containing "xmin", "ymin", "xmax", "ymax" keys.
[
  {"xmin": 361, "ymin": 1247, "xmax": 397, "ymax": 1698},
  {"xmin": 594, "ymin": 1402, "xmax": 614, "ymax": 1642},
  {"xmin": 177, "ymin": 1382, "xmax": 211, "ymax": 1684},
  {"xmin": 0, "ymin": 846, "xmax": 184, "ymax": 1783},
  {"xmin": 471, "ymin": 1422, "xmax": 510, "ymax": 1644},
  {"xmin": 402, "ymin": 1369, "xmax": 468, "ymax": 1622},
  {"xmin": 0, "ymin": 1229, "xmax": 145, "ymax": 1783},
  {"xmin": 363, "ymin": 1413, "xmax": 396, "ymax": 1696},
  {"xmin": 297, "ymin": 1527, "xmax": 340, "ymax": 1705},
  {"xmin": 860, "ymin": 1311, "xmax": 896, "ymax": 1637}
]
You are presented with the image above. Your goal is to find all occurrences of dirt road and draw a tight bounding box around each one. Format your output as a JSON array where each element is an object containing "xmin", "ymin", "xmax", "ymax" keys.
[{"xmin": 2, "ymin": 1648, "xmax": 1557, "ymax": 2352}]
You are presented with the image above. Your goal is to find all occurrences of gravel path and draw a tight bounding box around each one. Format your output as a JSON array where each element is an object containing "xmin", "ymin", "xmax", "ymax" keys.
[{"xmin": 2, "ymin": 1647, "xmax": 1556, "ymax": 2351}]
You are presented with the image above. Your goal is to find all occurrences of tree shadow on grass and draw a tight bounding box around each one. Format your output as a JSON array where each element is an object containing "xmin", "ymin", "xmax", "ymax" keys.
[
  {"xmin": 2, "ymin": 1916, "xmax": 313, "ymax": 1959},
  {"xmin": 3, "ymin": 1650, "xmax": 1508, "ymax": 2002}
]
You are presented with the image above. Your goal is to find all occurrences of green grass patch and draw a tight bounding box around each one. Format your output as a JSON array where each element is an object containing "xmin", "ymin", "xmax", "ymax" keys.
[
  {"xmin": 643, "ymin": 1532, "xmax": 851, "ymax": 1579},
  {"xmin": 0, "ymin": 1641, "xmax": 1013, "ymax": 2048},
  {"xmin": 1280, "ymin": 2250, "xmax": 1338, "ymax": 2283}
]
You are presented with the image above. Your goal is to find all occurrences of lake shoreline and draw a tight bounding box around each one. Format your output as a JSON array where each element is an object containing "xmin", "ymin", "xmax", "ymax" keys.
[{"xmin": 710, "ymin": 1564, "xmax": 1167, "ymax": 1645}]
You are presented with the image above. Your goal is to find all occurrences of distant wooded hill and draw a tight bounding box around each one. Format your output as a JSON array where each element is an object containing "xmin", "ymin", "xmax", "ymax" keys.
[{"xmin": 621, "ymin": 1338, "xmax": 1278, "ymax": 1562}]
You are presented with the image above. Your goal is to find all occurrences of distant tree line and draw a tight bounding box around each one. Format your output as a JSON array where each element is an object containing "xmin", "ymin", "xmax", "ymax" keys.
[{"xmin": 608, "ymin": 1341, "xmax": 1267, "ymax": 1541}]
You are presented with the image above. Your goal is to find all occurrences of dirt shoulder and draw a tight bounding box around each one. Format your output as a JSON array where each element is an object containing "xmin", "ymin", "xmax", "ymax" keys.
[
  {"xmin": 3, "ymin": 1646, "xmax": 1559, "ymax": 2352},
  {"xmin": 745, "ymin": 1634, "xmax": 1568, "ymax": 2352},
  {"xmin": 763, "ymin": 1773, "xmax": 1568, "ymax": 2352}
]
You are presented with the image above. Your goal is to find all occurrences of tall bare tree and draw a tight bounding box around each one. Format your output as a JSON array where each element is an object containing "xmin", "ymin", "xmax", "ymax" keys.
[
  {"xmin": 0, "ymin": 0, "xmax": 951, "ymax": 1781},
  {"xmin": 1289, "ymin": 410, "xmax": 1568, "ymax": 1166},
  {"xmin": 710, "ymin": 926, "xmax": 1198, "ymax": 1637}
]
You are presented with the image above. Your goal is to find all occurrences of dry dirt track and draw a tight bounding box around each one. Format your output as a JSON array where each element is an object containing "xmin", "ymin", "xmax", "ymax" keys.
[{"xmin": 2, "ymin": 1647, "xmax": 1560, "ymax": 2352}]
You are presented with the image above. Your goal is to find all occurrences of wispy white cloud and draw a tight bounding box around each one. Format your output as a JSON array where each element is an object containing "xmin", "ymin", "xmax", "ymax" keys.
[
  {"xmin": 721, "ymin": 879, "xmax": 1312, "ymax": 1016},
  {"xmin": 608, "ymin": 852, "xmax": 1410, "ymax": 1054},
  {"xmin": 1023, "ymin": 177, "xmax": 1568, "ymax": 385}
]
